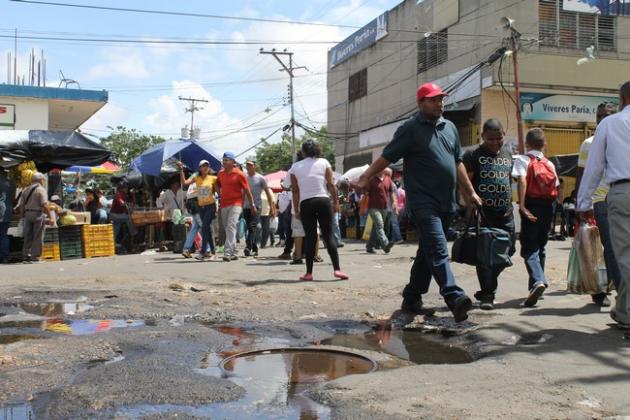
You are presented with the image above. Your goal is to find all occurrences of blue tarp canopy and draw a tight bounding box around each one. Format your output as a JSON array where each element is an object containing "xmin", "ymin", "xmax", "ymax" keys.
[{"xmin": 131, "ymin": 138, "xmax": 221, "ymax": 176}]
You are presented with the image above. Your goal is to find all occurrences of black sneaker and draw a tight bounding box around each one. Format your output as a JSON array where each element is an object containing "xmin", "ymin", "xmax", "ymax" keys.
[
  {"xmin": 290, "ymin": 258, "xmax": 303, "ymax": 265},
  {"xmin": 449, "ymin": 295, "xmax": 473, "ymax": 323},
  {"xmin": 524, "ymin": 284, "xmax": 546, "ymax": 307},
  {"xmin": 474, "ymin": 291, "xmax": 495, "ymax": 311},
  {"xmin": 251, "ymin": 251, "xmax": 258, "ymax": 257},
  {"xmin": 244, "ymin": 248, "xmax": 251, "ymax": 257},
  {"xmin": 401, "ymin": 299, "xmax": 436, "ymax": 316},
  {"xmin": 314, "ymin": 255, "xmax": 323, "ymax": 263},
  {"xmin": 366, "ymin": 246, "xmax": 375, "ymax": 254},
  {"xmin": 337, "ymin": 242, "xmax": 345, "ymax": 248},
  {"xmin": 231, "ymin": 255, "xmax": 239, "ymax": 261},
  {"xmin": 592, "ymin": 293, "xmax": 611, "ymax": 307},
  {"xmin": 383, "ymin": 242, "xmax": 393, "ymax": 254},
  {"xmin": 222, "ymin": 256, "xmax": 231, "ymax": 262},
  {"xmin": 278, "ymin": 252, "xmax": 292, "ymax": 260}
]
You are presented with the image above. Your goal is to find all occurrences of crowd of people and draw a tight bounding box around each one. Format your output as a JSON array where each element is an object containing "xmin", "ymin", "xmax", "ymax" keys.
[{"xmin": 2, "ymin": 80, "xmax": 629, "ymax": 331}]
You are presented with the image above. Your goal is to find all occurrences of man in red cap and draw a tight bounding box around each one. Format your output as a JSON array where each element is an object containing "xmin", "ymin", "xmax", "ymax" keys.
[{"xmin": 358, "ymin": 82, "xmax": 482, "ymax": 322}]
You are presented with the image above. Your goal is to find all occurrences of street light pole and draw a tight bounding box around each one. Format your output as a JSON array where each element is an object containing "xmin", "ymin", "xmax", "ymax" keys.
[{"xmin": 260, "ymin": 49, "xmax": 307, "ymax": 163}]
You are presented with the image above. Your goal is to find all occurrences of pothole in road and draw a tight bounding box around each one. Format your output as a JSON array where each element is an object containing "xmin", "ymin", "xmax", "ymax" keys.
[
  {"xmin": 0, "ymin": 302, "xmax": 94, "ymax": 317},
  {"xmin": 321, "ymin": 330, "xmax": 473, "ymax": 364}
]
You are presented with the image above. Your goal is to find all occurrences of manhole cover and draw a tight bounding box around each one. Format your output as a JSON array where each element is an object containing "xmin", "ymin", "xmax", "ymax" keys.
[{"xmin": 219, "ymin": 347, "xmax": 377, "ymax": 383}]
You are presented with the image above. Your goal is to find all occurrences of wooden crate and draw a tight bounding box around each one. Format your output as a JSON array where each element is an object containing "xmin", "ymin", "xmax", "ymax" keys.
[{"xmin": 67, "ymin": 211, "xmax": 91, "ymax": 225}]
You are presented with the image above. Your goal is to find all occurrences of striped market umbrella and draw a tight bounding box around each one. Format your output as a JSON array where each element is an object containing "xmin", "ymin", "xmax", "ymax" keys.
[{"xmin": 65, "ymin": 161, "xmax": 120, "ymax": 174}]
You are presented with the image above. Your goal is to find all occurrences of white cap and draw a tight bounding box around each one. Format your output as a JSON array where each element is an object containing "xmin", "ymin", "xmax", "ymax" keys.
[
  {"xmin": 31, "ymin": 172, "xmax": 45, "ymax": 181},
  {"xmin": 199, "ymin": 159, "xmax": 210, "ymax": 167}
]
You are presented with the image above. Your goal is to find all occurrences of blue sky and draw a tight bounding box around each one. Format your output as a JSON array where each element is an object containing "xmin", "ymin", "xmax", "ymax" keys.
[{"xmin": 2, "ymin": 0, "xmax": 400, "ymax": 156}]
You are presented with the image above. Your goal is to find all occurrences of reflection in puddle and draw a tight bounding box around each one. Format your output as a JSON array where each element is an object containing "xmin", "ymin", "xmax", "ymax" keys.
[
  {"xmin": 321, "ymin": 330, "xmax": 473, "ymax": 365},
  {"xmin": 0, "ymin": 318, "xmax": 144, "ymax": 335},
  {"xmin": 0, "ymin": 334, "xmax": 43, "ymax": 345},
  {"xmin": 0, "ymin": 302, "xmax": 94, "ymax": 317},
  {"xmin": 122, "ymin": 348, "xmax": 377, "ymax": 420},
  {"xmin": 1, "ymin": 402, "xmax": 33, "ymax": 420}
]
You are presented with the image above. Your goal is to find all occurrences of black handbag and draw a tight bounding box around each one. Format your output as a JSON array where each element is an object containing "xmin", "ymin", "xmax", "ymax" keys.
[
  {"xmin": 185, "ymin": 197, "xmax": 199, "ymax": 215},
  {"xmin": 452, "ymin": 209, "xmax": 513, "ymax": 268}
]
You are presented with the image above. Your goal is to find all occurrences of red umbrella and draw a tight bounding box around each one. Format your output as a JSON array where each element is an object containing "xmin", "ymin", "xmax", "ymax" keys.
[{"xmin": 264, "ymin": 170, "xmax": 288, "ymax": 192}]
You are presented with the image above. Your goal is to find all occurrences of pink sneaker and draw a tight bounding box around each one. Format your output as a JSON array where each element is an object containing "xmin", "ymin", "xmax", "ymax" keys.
[
  {"xmin": 300, "ymin": 273, "xmax": 313, "ymax": 281},
  {"xmin": 334, "ymin": 270, "xmax": 349, "ymax": 280}
]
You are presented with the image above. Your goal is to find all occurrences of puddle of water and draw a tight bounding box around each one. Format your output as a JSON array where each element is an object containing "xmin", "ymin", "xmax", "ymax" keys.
[
  {"xmin": 321, "ymin": 330, "xmax": 473, "ymax": 365},
  {"xmin": 0, "ymin": 335, "xmax": 42, "ymax": 345},
  {"xmin": 0, "ymin": 302, "xmax": 94, "ymax": 318},
  {"xmin": 125, "ymin": 348, "xmax": 377, "ymax": 419},
  {"xmin": 0, "ymin": 403, "xmax": 33, "ymax": 420},
  {"xmin": 0, "ymin": 318, "xmax": 144, "ymax": 335}
]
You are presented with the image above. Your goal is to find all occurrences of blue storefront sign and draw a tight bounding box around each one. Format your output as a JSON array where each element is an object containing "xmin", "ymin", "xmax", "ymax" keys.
[
  {"xmin": 328, "ymin": 12, "xmax": 388, "ymax": 68},
  {"xmin": 563, "ymin": 0, "xmax": 630, "ymax": 16},
  {"xmin": 520, "ymin": 93, "xmax": 618, "ymax": 123}
]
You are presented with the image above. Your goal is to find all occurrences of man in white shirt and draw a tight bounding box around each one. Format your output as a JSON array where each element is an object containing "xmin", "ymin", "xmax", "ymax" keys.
[
  {"xmin": 575, "ymin": 102, "xmax": 620, "ymax": 308},
  {"xmin": 156, "ymin": 180, "xmax": 185, "ymax": 217},
  {"xmin": 577, "ymin": 81, "xmax": 630, "ymax": 330}
]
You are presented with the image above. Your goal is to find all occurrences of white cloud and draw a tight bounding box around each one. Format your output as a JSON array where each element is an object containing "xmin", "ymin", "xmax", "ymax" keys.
[
  {"xmin": 143, "ymin": 80, "xmax": 271, "ymax": 156},
  {"xmin": 86, "ymin": 48, "xmax": 150, "ymax": 80}
]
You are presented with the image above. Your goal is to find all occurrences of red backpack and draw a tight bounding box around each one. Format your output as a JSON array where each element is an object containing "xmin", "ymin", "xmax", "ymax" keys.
[{"xmin": 525, "ymin": 154, "xmax": 558, "ymax": 199}]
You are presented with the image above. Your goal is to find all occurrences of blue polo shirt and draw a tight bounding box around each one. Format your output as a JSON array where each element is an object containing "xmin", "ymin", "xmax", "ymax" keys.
[{"xmin": 382, "ymin": 112, "xmax": 462, "ymax": 213}]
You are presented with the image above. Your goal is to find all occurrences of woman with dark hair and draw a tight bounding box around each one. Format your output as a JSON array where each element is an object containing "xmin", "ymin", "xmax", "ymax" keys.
[
  {"xmin": 289, "ymin": 140, "xmax": 348, "ymax": 281},
  {"xmin": 85, "ymin": 188, "xmax": 107, "ymax": 224}
]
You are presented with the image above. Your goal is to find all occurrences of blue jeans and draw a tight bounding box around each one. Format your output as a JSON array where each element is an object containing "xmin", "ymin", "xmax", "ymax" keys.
[
  {"xmin": 184, "ymin": 213, "xmax": 209, "ymax": 253},
  {"xmin": 594, "ymin": 201, "xmax": 621, "ymax": 291},
  {"xmin": 402, "ymin": 208, "xmax": 465, "ymax": 303},
  {"xmin": 520, "ymin": 198, "xmax": 554, "ymax": 290},
  {"xmin": 0, "ymin": 222, "xmax": 9, "ymax": 262},
  {"xmin": 389, "ymin": 210, "xmax": 403, "ymax": 242},
  {"xmin": 332, "ymin": 212, "xmax": 342, "ymax": 245},
  {"xmin": 199, "ymin": 205, "xmax": 216, "ymax": 254},
  {"xmin": 476, "ymin": 210, "xmax": 515, "ymax": 299}
]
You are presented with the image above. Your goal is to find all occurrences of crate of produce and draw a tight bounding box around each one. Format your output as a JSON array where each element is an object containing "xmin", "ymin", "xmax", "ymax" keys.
[
  {"xmin": 83, "ymin": 238, "xmax": 115, "ymax": 258},
  {"xmin": 67, "ymin": 211, "xmax": 91, "ymax": 225},
  {"xmin": 81, "ymin": 224, "xmax": 114, "ymax": 241},
  {"xmin": 44, "ymin": 227, "xmax": 59, "ymax": 244},
  {"xmin": 41, "ymin": 243, "xmax": 60, "ymax": 261}
]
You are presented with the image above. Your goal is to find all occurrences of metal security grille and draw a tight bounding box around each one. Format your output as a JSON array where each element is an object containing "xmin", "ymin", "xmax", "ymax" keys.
[
  {"xmin": 539, "ymin": 0, "xmax": 616, "ymax": 51},
  {"xmin": 417, "ymin": 29, "xmax": 448, "ymax": 74},
  {"xmin": 540, "ymin": 126, "xmax": 592, "ymax": 156},
  {"xmin": 348, "ymin": 68, "xmax": 367, "ymax": 102}
]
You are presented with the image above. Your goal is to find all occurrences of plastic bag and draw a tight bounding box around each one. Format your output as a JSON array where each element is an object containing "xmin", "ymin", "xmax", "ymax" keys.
[
  {"xmin": 171, "ymin": 209, "xmax": 184, "ymax": 224},
  {"xmin": 362, "ymin": 215, "xmax": 373, "ymax": 241},
  {"xmin": 567, "ymin": 222, "xmax": 608, "ymax": 294},
  {"xmin": 270, "ymin": 217, "xmax": 278, "ymax": 231}
]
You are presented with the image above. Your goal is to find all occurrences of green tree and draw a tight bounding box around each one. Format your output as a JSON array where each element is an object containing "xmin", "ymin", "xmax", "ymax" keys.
[
  {"xmin": 253, "ymin": 126, "xmax": 334, "ymax": 173},
  {"xmin": 100, "ymin": 126, "xmax": 167, "ymax": 170}
]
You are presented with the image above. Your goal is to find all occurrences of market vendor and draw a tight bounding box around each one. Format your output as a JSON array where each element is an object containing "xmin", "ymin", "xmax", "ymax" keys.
[
  {"xmin": 110, "ymin": 182, "xmax": 135, "ymax": 246},
  {"xmin": 47, "ymin": 194, "xmax": 67, "ymax": 226},
  {"xmin": 85, "ymin": 188, "xmax": 107, "ymax": 224},
  {"xmin": 19, "ymin": 172, "xmax": 54, "ymax": 263}
]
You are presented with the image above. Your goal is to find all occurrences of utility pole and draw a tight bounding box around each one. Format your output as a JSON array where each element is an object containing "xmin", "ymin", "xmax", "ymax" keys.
[
  {"xmin": 178, "ymin": 96, "xmax": 208, "ymax": 139},
  {"xmin": 501, "ymin": 17, "xmax": 525, "ymax": 154},
  {"xmin": 260, "ymin": 49, "xmax": 307, "ymax": 163}
]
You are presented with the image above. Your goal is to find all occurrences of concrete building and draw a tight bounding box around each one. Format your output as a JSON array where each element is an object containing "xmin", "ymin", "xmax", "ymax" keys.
[
  {"xmin": 0, "ymin": 84, "xmax": 108, "ymax": 131},
  {"xmin": 327, "ymin": 0, "xmax": 630, "ymax": 189}
]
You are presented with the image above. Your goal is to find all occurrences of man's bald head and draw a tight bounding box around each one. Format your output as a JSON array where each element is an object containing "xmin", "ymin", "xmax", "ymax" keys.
[{"xmin": 620, "ymin": 81, "xmax": 630, "ymax": 108}]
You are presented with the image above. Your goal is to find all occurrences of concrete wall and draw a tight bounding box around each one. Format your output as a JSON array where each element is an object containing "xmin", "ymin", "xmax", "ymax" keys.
[{"xmin": 0, "ymin": 97, "xmax": 48, "ymax": 130}]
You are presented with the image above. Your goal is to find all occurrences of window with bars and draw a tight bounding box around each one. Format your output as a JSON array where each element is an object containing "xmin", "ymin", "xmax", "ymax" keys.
[
  {"xmin": 348, "ymin": 68, "xmax": 367, "ymax": 102},
  {"xmin": 417, "ymin": 29, "xmax": 448, "ymax": 74},
  {"xmin": 539, "ymin": 0, "xmax": 616, "ymax": 51}
]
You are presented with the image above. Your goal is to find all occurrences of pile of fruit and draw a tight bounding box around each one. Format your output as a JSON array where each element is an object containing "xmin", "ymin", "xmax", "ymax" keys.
[{"xmin": 8, "ymin": 161, "xmax": 37, "ymax": 187}]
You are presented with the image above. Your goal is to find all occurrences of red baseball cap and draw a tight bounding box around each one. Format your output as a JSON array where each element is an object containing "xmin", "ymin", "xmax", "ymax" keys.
[{"xmin": 416, "ymin": 83, "xmax": 448, "ymax": 101}]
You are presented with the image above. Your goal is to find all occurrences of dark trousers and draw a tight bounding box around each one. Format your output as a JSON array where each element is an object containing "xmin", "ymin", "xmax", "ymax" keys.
[
  {"xmin": 0, "ymin": 222, "xmax": 9, "ymax": 262},
  {"xmin": 476, "ymin": 210, "xmax": 515, "ymax": 299},
  {"xmin": 403, "ymin": 208, "xmax": 464, "ymax": 303},
  {"xmin": 282, "ymin": 209, "xmax": 294, "ymax": 255},
  {"xmin": 199, "ymin": 205, "xmax": 216, "ymax": 254},
  {"xmin": 243, "ymin": 207, "xmax": 260, "ymax": 252},
  {"xmin": 520, "ymin": 198, "xmax": 554, "ymax": 290},
  {"xmin": 260, "ymin": 215, "xmax": 272, "ymax": 247},
  {"xmin": 300, "ymin": 197, "xmax": 340, "ymax": 274}
]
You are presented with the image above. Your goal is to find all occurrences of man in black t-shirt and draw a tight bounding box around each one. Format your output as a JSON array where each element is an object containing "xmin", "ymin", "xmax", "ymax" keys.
[{"xmin": 463, "ymin": 119, "xmax": 515, "ymax": 310}]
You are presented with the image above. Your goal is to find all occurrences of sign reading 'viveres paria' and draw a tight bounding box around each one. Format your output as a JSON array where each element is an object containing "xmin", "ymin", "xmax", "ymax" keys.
[
  {"xmin": 328, "ymin": 12, "xmax": 388, "ymax": 69},
  {"xmin": 520, "ymin": 93, "xmax": 618, "ymax": 123}
]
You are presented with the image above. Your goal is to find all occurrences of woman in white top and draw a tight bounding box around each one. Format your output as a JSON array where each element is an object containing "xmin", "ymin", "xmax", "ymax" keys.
[{"xmin": 289, "ymin": 140, "xmax": 348, "ymax": 281}]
